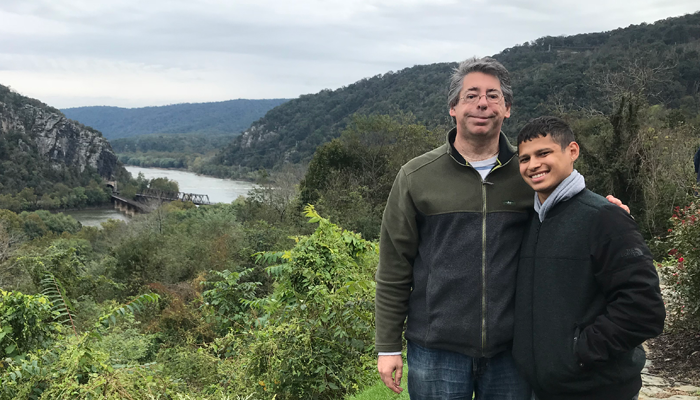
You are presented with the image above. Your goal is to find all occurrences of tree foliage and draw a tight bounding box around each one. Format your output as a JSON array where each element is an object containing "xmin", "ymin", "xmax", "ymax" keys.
[
  {"xmin": 0, "ymin": 290, "xmax": 59, "ymax": 359},
  {"xmin": 300, "ymin": 114, "xmax": 441, "ymax": 239},
  {"xmin": 236, "ymin": 205, "xmax": 377, "ymax": 399}
]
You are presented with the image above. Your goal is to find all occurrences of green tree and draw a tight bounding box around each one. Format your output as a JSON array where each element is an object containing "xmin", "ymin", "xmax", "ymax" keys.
[
  {"xmin": 148, "ymin": 177, "xmax": 179, "ymax": 193},
  {"xmin": 300, "ymin": 114, "xmax": 441, "ymax": 239},
  {"xmin": 240, "ymin": 206, "xmax": 377, "ymax": 399}
]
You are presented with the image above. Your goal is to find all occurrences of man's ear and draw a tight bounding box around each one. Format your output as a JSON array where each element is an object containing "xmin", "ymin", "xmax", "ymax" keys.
[
  {"xmin": 504, "ymin": 103, "xmax": 511, "ymax": 119},
  {"xmin": 449, "ymin": 107, "xmax": 456, "ymax": 118},
  {"xmin": 568, "ymin": 141, "xmax": 580, "ymax": 162}
]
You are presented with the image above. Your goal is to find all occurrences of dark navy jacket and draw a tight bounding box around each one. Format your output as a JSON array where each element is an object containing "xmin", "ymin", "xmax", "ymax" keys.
[{"xmin": 513, "ymin": 189, "xmax": 665, "ymax": 400}]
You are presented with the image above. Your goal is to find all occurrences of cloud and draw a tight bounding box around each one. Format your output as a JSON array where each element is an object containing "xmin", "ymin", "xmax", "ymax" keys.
[{"xmin": 0, "ymin": 0, "xmax": 698, "ymax": 108}]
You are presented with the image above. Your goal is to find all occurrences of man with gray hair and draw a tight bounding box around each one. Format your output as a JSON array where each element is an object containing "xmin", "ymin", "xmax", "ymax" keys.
[{"xmin": 375, "ymin": 56, "xmax": 534, "ymax": 399}]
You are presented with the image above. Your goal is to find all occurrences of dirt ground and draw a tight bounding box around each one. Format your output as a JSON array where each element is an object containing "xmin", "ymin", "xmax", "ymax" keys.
[{"xmin": 646, "ymin": 330, "xmax": 700, "ymax": 386}]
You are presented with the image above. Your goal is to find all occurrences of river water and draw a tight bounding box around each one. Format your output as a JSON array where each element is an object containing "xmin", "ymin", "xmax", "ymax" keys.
[
  {"xmin": 65, "ymin": 167, "xmax": 256, "ymax": 227},
  {"xmin": 124, "ymin": 166, "xmax": 255, "ymax": 204}
]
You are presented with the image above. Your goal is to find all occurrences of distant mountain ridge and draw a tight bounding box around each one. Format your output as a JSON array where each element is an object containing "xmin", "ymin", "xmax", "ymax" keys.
[
  {"xmin": 212, "ymin": 11, "xmax": 700, "ymax": 171},
  {"xmin": 62, "ymin": 99, "xmax": 290, "ymax": 140}
]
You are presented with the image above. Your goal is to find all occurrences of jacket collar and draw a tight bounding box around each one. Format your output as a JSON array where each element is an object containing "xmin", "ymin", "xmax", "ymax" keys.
[
  {"xmin": 543, "ymin": 189, "xmax": 589, "ymax": 220},
  {"xmin": 446, "ymin": 127, "xmax": 517, "ymax": 166}
]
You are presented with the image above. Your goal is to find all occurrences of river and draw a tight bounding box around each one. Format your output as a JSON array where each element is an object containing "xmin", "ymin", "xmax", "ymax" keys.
[
  {"xmin": 65, "ymin": 167, "xmax": 256, "ymax": 227},
  {"xmin": 124, "ymin": 166, "xmax": 255, "ymax": 204}
]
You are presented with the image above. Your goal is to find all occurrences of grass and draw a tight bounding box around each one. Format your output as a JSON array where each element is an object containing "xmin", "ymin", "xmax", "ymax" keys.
[
  {"xmin": 346, "ymin": 364, "xmax": 410, "ymax": 400},
  {"xmin": 346, "ymin": 380, "xmax": 410, "ymax": 400},
  {"xmin": 346, "ymin": 362, "xmax": 476, "ymax": 400}
]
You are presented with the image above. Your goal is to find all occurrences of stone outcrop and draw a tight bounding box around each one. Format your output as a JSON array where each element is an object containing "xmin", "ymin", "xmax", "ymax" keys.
[
  {"xmin": 640, "ymin": 342, "xmax": 700, "ymax": 400},
  {"xmin": 0, "ymin": 100, "xmax": 118, "ymax": 179},
  {"xmin": 640, "ymin": 373, "xmax": 700, "ymax": 399}
]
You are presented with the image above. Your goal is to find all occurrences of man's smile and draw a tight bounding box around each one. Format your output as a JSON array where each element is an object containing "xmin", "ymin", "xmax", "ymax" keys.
[
  {"xmin": 468, "ymin": 115, "xmax": 492, "ymax": 124},
  {"xmin": 530, "ymin": 171, "xmax": 549, "ymax": 183}
]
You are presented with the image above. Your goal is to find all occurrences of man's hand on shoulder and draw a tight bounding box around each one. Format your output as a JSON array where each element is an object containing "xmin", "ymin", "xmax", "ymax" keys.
[
  {"xmin": 377, "ymin": 355, "xmax": 404, "ymax": 394},
  {"xmin": 606, "ymin": 195, "xmax": 630, "ymax": 214}
]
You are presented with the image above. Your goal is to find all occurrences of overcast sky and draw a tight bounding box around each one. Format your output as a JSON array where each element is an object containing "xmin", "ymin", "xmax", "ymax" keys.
[{"xmin": 0, "ymin": 0, "xmax": 698, "ymax": 109}]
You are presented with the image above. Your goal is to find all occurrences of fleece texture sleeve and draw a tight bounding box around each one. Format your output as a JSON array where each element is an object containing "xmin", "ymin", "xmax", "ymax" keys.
[{"xmin": 374, "ymin": 168, "xmax": 419, "ymax": 353}]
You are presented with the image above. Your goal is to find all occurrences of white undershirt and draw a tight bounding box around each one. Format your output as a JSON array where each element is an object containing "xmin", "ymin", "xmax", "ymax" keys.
[{"xmin": 469, "ymin": 154, "xmax": 499, "ymax": 180}]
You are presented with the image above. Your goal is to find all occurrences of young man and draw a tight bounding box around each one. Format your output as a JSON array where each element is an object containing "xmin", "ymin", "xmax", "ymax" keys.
[{"xmin": 512, "ymin": 116, "xmax": 666, "ymax": 400}]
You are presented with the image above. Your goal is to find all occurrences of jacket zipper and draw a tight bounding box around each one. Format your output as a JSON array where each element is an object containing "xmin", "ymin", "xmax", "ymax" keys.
[
  {"xmin": 450, "ymin": 150, "xmax": 514, "ymax": 356},
  {"xmin": 481, "ymin": 180, "xmax": 488, "ymax": 354},
  {"xmin": 532, "ymin": 219, "xmax": 542, "ymax": 387},
  {"xmin": 479, "ymin": 158, "xmax": 507, "ymax": 354}
]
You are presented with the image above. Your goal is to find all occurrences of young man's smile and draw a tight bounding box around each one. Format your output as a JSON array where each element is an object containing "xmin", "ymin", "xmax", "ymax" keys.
[
  {"xmin": 529, "ymin": 171, "xmax": 549, "ymax": 183},
  {"xmin": 518, "ymin": 134, "xmax": 579, "ymax": 203}
]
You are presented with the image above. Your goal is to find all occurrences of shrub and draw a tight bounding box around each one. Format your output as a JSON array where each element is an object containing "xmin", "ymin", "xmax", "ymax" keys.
[
  {"xmin": 0, "ymin": 290, "xmax": 59, "ymax": 359},
  {"xmin": 656, "ymin": 202, "xmax": 700, "ymax": 329},
  {"xmin": 17, "ymin": 244, "xmax": 116, "ymax": 302},
  {"xmin": 94, "ymin": 313, "xmax": 159, "ymax": 366},
  {"xmin": 241, "ymin": 205, "xmax": 378, "ymax": 399},
  {"xmin": 157, "ymin": 346, "xmax": 222, "ymax": 390},
  {"xmin": 0, "ymin": 293, "xmax": 160, "ymax": 399},
  {"xmin": 201, "ymin": 269, "xmax": 261, "ymax": 335},
  {"xmin": 147, "ymin": 281, "xmax": 216, "ymax": 345}
]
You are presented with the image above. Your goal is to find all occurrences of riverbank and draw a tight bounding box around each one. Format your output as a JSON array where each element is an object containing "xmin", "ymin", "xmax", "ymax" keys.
[
  {"xmin": 63, "ymin": 208, "xmax": 130, "ymax": 227},
  {"xmin": 48, "ymin": 204, "xmax": 115, "ymax": 213}
]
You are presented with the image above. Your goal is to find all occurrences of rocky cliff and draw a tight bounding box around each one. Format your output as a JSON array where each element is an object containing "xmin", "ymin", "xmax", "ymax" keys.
[{"xmin": 0, "ymin": 85, "xmax": 119, "ymax": 181}]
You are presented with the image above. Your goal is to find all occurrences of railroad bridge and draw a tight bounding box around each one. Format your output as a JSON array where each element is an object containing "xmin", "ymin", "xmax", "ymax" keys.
[
  {"xmin": 111, "ymin": 194, "xmax": 147, "ymax": 217},
  {"xmin": 110, "ymin": 188, "xmax": 211, "ymax": 216},
  {"xmin": 135, "ymin": 188, "xmax": 211, "ymax": 205}
]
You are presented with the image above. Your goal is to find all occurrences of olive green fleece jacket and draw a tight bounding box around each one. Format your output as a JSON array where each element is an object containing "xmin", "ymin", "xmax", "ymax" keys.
[{"xmin": 375, "ymin": 129, "xmax": 534, "ymax": 357}]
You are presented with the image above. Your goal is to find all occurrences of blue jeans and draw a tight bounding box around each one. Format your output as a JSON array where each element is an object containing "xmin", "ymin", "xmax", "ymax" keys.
[
  {"xmin": 533, "ymin": 393, "xmax": 638, "ymax": 400},
  {"xmin": 407, "ymin": 341, "xmax": 531, "ymax": 400}
]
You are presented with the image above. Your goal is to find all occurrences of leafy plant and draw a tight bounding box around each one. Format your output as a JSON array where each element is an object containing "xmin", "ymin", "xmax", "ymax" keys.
[
  {"xmin": 240, "ymin": 205, "xmax": 378, "ymax": 399},
  {"xmin": 656, "ymin": 202, "xmax": 700, "ymax": 329},
  {"xmin": 41, "ymin": 272, "xmax": 78, "ymax": 335},
  {"xmin": 0, "ymin": 290, "xmax": 59, "ymax": 360},
  {"xmin": 201, "ymin": 269, "xmax": 261, "ymax": 334},
  {"xmin": 0, "ymin": 289, "xmax": 160, "ymax": 399},
  {"xmin": 98, "ymin": 293, "xmax": 160, "ymax": 329}
]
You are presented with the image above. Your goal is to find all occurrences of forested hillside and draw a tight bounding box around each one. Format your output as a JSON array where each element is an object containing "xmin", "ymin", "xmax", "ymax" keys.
[
  {"xmin": 211, "ymin": 11, "xmax": 700, "ymax": 172},
  {"xmin": 62, "ymin": 98, "xmax": 290, "ymax": 140},
  {"xmin": 111, "ymin": 132, "xmax": 239, "ymax": 169},
  {"xmin": 0, "ymin": 84, "xmax": 132, "ymax": 211}
]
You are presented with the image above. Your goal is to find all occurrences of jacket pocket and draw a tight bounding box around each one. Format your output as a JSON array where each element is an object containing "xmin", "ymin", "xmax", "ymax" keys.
[
  {"xmin": 572, "ymin": 325, "xmax": 584, "ymax": 370},
  {"xmin": 535, "ymin": 323, "xmax": 590, "ymax": 392}
]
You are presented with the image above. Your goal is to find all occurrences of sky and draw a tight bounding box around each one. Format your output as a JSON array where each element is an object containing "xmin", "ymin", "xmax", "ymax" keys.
[{"xmin": 0, "ymin": 0, "xmax": 698, "ymax": 109}]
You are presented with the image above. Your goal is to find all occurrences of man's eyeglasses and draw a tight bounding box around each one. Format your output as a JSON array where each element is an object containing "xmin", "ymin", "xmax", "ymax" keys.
[{"xmin": 460, "ymin": 92, "xmax": 503, "ymax": 104}]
